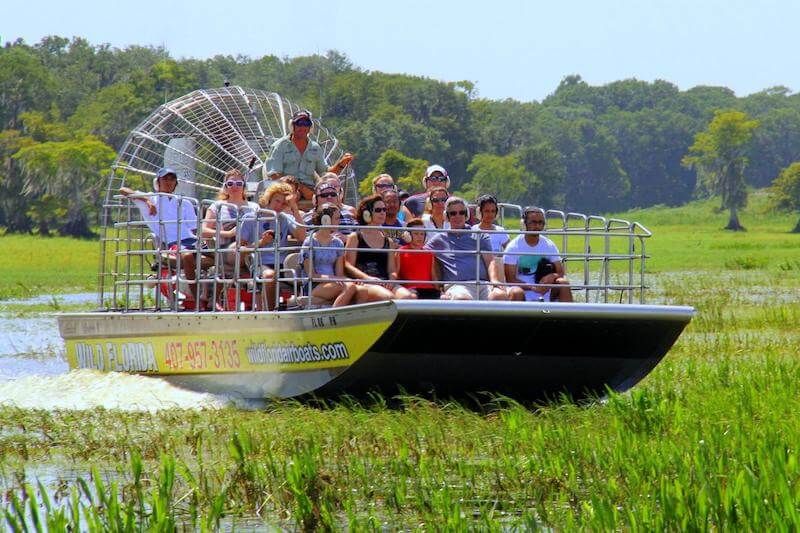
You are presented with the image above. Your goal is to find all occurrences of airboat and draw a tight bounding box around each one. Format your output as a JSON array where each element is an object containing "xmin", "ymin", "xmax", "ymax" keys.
[{"xmin": 57, "ymin": 86, "xmax": 693, "ymax": 401}]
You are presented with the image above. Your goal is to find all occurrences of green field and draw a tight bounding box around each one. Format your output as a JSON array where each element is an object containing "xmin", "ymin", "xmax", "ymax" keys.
[
  {"xmin": 1, "ymin": 197, "xmax": 800, "ymax": 529},
  {"xmin": 0, "ymin": 235, "xmax": 100, "ymax": 300}
]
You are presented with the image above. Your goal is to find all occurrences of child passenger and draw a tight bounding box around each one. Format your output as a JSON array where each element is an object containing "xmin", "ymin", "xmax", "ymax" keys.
[
  {"xmin": 396, "ymin": 218, "xmax": 440, "ymax": 299},
  {"xmin": 299, "ymin": 204, "xmax": 359, "ymax": 307}
]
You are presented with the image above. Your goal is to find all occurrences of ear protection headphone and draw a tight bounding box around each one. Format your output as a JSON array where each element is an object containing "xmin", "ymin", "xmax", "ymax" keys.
[
  {"xmin": 522, "ymin": 207, "xmax": 546, "ymax": 228},
  {"xmin": 317, "ymin": 204, "xmax": 338, "ymax": 226},
  {"xmin": 362, "ymin": 208, "xmax": 372, "ymax": 224}
]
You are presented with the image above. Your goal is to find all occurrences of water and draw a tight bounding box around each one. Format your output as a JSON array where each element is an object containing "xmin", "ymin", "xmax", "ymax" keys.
[{"xmin": 0, "ymin": 293, "xmax": 262, "ymax": 411}]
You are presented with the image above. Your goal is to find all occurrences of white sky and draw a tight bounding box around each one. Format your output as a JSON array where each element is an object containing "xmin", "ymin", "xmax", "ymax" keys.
[{"xmin": 4, "ymin": 0, "xmax": 800, "ymax": 101}]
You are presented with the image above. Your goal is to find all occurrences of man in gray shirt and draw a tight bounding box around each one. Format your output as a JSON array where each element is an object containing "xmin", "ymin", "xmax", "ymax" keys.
[{"xmin": 425, "ymin": 196, "xmax": 508, "ymax": 301}]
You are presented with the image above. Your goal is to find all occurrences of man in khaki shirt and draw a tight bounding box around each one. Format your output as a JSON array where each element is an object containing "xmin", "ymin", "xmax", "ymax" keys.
[{"xmin": 265, "ymin": 110, "xmax": 353, "ymax": 201}]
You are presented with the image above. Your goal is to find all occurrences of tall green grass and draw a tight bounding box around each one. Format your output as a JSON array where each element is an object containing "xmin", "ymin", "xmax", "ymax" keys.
[
  {"xmin": 1, "ymin": 275, "xmax": 799, "ymax": 530},
  {"xmin": 2, "ymin": 193, "xmax": 800, "ymax": 528},
  {"xmin": 0, "ymin": 235, "xmax": 99, "ymax": 300}
]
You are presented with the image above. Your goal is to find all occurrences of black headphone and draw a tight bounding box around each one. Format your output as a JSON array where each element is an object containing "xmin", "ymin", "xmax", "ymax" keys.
[
  {"xmin": 522, "ymin": 206, "xmax": 546, "ymax": 226},
  {"xmin": 316, "ymin": 204, "xmax": 338, "ymax": 226}
]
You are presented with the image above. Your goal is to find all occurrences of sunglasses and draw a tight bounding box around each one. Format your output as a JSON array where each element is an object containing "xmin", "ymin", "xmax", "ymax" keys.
[
  {"xmin": 225, "ymin": 180, "xmax": 244, "ymax": 187},
  {"xmin": 318, "ymin": 191, "xmax": 338, "ymax": 198},
  {"xmin": 427, "ymin": 175, "xmax": 447, "ymax": 182},
  {"xmin": 430, "ymin": 197, "xmax": 448, "ymax": 203},
  {"xmin": 293, "ymin": 119, "xmax": 312, "ymax": 127},
  {"xmin": 448, "ymin": 209, "xmax": 467, "ymax": 217},
  {"xmin": 372, "ymin": 207, "xmax": 387, "ymax": 213},
  {"xmin": 375, "ymin": 182, "xmax": 395, "ymax": 189}
]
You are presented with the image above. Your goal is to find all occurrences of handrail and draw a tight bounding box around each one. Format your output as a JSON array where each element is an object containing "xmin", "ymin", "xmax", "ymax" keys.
[{"xmin": 101, "ymin": 196, "xmax": 652, "ymax": 312}]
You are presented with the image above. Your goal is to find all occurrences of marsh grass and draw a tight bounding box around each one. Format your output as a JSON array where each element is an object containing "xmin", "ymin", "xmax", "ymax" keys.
[
  {"xmin": 2, "ymin": 196, "xmax": 800, "ymax": 528},
  {"xmin": 0, "ymin": 235, "xmax": 99, "ymax": 300}
]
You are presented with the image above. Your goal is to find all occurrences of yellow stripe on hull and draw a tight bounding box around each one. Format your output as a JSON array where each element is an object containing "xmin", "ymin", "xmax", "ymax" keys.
[{"xmin": 64, "ymin": 321, "xmax": 390, "ymax": 375}]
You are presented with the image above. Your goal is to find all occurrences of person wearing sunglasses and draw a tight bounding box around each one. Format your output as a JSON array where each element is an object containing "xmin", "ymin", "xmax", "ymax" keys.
[
  {"xmin": 504, "ymin": 207, "xmax": 573, "ymax": 303},
  {"xmin": 421, "ymin": 186, "xmax": 450, "ymax": 242},
  {"xmin": 379, "ymin": 188, "xmax": 408, "ymax": 245},
  {"xmin": 403, "ymin": 164, "xmax": 451, "ymax": 217},
  {"xmin": 344, "ymin": 195, "xmax": 416, "ymax": 301},
  {"xmin": 424, "ymin": 196, "xmax": 508, "ymax": 301},
  {"xmin": 303, "ymin": 179, "xmax": 357, "ymax": 238},
  {"xmin": 372, "ymin": 173, "xmax": 410, "ymax": 224},
  {"xmin": 264, "ymin": 109, "xmax": 354, "ymax": 202},
  {"xmin": 201, "ymin": 169, "xmax": 260, "ymax": 267},
  {"xmin": 240, "ymin": 181, "xmax": 308, "ymax": 310}
]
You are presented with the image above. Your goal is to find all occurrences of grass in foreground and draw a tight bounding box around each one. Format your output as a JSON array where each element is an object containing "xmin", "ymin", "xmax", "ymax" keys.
[
  {"xmin": 1, "ymin": 270, "xmax": 800, "ymax": 529},
  {"xmin": 1, "ymin": 194, "xmax": 799, "ymax": 528}
]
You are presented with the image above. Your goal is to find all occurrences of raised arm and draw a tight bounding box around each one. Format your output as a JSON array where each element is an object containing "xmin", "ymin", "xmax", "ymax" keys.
[
  {"xmin": 119, "ymin": 187, "xmax": 156, "ymax": 215},
  {"xmin": 327, "ymin": 152, "xmax": 354, "ymax": 175},
  {"xmin": 285, "ymin": 195, "xmax": 307, "ymax": 242}
]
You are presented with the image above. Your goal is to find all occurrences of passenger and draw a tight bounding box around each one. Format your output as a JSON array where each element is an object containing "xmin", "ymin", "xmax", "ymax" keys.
[
  {"xmin": 398, "ymin": 189, "xmax": 410, "ymax": 203},
  {"xmin": 201, "ymin": 170, "xmax": 259, "ymax": 270},
  {"xmin": 421, "ymin": 186, "xmax": 450, "ymax": 242},
  {"xmin": 319, "ymin": 173, "xmax": 357, "ymax": 213},
  {"xmin": 303, "ymin": 180, "xmax": 357, "ymax": 237},
  {"xmin": 344, "ymin": 195, "xmax": 416, "ymax": 301},
  {"xmin": 397, "ymin": 218, "xmax": 440, "ymax": 299},
  {"xmin": 425, "ymin": 197, "xmax": 508, "ymax": 301},
  {"xmin": 471, "ymin": 194, "xmax": 509, "ymax": 251},
  {"xmin": 300, "ymin": 204, "xmax": 359, "ymax": 307},
  {"xmin": 404, "ymin": 164, "xmax": 450, "ymax": 217},
  {"xmin": 241, "ymin": 182, "xmax": 307, "ymax": 310},
  {"xmin": 380, "ymin": 188, "xmax": 408, "ymax": 245},
  {"xmin": 505, "ymin": 207, "xmax": 573, "ymax": 302},
  {"xmin": 120, "ymin": 167, "xmax": 212, "ymax": 307},
  {"xmin": 471, "ymin": 194, "xmax": 510, "ymax": 299},
  {"xmin": 372, "ymin": 173, "xmax": 413, "ymax": 222},
  {"xmin": 278, "ymin": 175, "xmax": 304, "ymax": 214},
  {"xmin": 265, "ymin": 109, "xmax": 353, "ymax": 201}
]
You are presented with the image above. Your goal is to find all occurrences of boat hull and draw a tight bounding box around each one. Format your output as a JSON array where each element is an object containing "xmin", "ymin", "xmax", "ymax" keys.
[{"xmin": 58, "ymin": 301, "xmax": 693, "ymax": 401}]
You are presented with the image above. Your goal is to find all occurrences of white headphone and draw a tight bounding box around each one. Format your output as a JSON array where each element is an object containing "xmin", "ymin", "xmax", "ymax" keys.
[{"xmin": 362, "ymin": 209, "xmax": 372, "ymax": 224}]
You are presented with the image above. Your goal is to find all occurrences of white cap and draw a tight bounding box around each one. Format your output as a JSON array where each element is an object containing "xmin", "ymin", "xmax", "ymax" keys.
[{"xmin": 425, "ymin": 164, "xmax": 448, "ymax": 178}]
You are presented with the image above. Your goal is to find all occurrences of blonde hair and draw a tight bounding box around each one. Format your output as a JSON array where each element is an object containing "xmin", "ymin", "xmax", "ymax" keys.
[
  {"xmin": 217, "ymin": 169, "xmax": 245, "ymax": 201},
  {"xmin": 371, "ymin": 173, "xmax": 394, "ymax": 191},
  {"xmin": 424, "ymin": 186, "xmax": 449, "ymax": 215},
  {"xmin": 259, "ymin": 181, "xmax": 293, "ymax": 208}
]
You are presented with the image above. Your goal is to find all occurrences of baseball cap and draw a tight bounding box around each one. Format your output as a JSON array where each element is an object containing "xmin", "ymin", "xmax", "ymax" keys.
[
  {"xmin": 292, "ymin": 110, "xmax": 312, "ymax": 123},
  {"xmin": 425, "ymin": 164, "xmax": 448, "ymax": 178},
  {"xmin": 156, "ymin": 167, "xmax": 178, "ymax": 179}
]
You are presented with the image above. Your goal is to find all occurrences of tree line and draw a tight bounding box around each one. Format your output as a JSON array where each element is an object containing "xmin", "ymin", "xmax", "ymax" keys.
[{"xmin": 1, "ymin": 36, "xmax": 800, "ymax": 237}]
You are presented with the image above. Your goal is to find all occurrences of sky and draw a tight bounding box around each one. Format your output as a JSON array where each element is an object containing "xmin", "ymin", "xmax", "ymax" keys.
[{"xmin": 4, "ymin": 0, "xmax": 800, "ymax": 102}]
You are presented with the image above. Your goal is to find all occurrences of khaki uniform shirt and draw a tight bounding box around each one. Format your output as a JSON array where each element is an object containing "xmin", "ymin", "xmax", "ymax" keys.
[{"xmin": 266, "ymin": 134, "xmax": 328, "ymax": 187}]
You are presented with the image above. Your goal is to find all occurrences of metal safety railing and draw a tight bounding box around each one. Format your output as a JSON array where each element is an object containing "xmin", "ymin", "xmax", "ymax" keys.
[{"xmin": 98, "ymin": 195, "xmax": 652, "ymax": 312}]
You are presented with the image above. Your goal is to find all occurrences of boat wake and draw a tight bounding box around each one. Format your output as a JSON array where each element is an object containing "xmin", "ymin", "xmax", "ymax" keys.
[{"xmin": 0, "ymin": 367, "xmax": 265, "ymax": 411}]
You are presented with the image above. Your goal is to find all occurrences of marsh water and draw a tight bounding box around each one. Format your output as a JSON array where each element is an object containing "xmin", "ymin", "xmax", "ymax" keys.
[{"xmin": 0, "ymin": 292, "xmax": 260, "ymax": 411}]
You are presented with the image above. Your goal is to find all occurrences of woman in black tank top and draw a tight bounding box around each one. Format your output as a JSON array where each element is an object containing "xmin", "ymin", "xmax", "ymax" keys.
[
  {"xmin": 355, "ymin": 231, "xmax": 391, "ymax": 278},
  {"xmin": 344, "ymin": 194, "xmax": 417, "ymax": 301}
]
